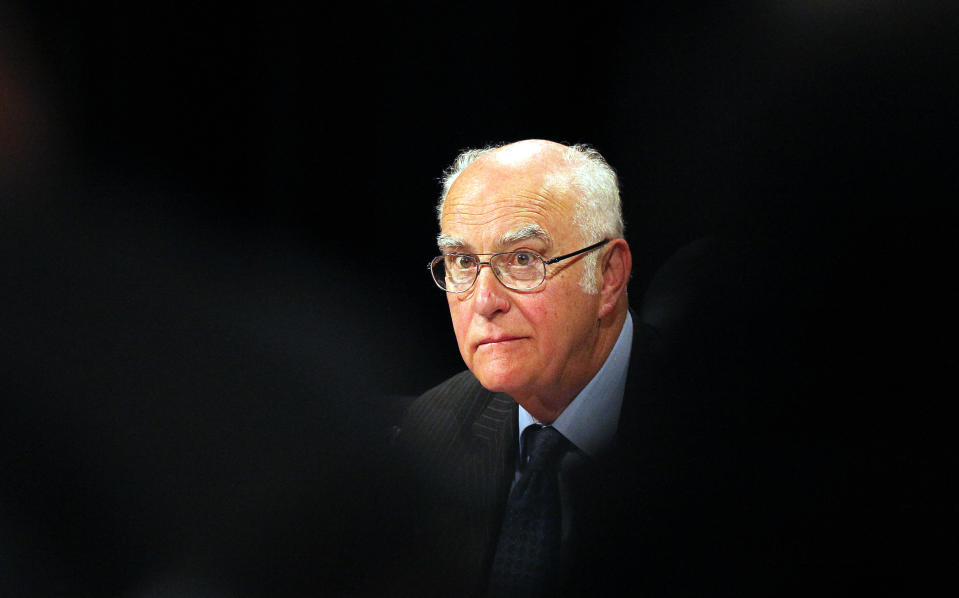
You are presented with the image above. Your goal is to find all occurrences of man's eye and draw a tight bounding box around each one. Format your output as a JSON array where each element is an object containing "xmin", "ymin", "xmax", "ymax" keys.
[
  {"xmin": 513, "ymin": 252, "xmax": 534, "ymax": 267},
  {"xmin": 454, "ymin": 256, "xmax": 474, "ymax": 269}
]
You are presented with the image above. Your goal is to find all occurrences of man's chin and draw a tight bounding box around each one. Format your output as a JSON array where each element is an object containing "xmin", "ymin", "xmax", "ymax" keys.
[{"xmin": 472, "ymin": 366, "xmax": 525, "ymax": 397}]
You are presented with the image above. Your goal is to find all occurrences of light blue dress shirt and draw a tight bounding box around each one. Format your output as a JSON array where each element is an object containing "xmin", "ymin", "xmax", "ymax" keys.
[{"xmin": 517, "ymin": 311, "xmax": 634, "ymax": 463}]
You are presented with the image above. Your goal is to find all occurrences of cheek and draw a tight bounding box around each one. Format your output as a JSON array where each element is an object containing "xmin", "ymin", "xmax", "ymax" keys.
[
  {"xmin": 447, "ymin": 300, "xmax": 472, "ymax": 359},
  {"xmin": 519, "ymin": 303, "xmax": 549, "ymax": 335},
  {"xmin": 523, "ymin": 288, "xmax": 590, "ymax": 353}
]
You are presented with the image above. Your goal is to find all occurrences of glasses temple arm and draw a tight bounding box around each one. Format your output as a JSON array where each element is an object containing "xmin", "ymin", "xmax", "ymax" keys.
[{"xmin": 543, "ymin": 239, "xmax": 610, "ymax": 265}]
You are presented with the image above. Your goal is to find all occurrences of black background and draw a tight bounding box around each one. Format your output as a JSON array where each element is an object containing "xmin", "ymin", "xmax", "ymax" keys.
[{"xmin": 2, "ymin": 1, "xmax": 955, "ymax": 596}]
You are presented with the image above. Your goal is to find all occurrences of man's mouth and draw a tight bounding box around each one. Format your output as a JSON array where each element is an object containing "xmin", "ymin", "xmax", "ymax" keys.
[{"xmin": 476, "ymin": 336, "xmax": 525, "ymax": 349}]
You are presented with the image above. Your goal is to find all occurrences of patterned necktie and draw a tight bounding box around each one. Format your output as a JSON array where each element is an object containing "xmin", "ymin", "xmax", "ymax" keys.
[{"xmin": 488, "ymin": 424, "xmax": 569, "ymax": 597}]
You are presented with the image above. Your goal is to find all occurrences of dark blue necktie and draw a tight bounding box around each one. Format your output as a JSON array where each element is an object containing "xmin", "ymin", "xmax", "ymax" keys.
[{"xmin": 488, "ymin": 424, "xmax": 569, "ymax": 597}]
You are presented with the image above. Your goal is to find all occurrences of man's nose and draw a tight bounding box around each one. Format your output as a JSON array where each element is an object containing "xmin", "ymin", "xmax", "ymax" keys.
[{"xmin": 471, "ymin": 265, "xmax": 510, "ymax": 318}]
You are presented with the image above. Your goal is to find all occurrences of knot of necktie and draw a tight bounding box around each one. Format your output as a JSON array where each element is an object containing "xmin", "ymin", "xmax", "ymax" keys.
[{"xmin": 521, "ymin": 425, "xmax": 569, "ymax": 471}]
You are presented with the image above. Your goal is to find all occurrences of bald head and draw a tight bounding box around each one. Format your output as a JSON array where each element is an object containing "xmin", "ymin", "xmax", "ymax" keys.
[
  {"xmin": 485, "ymin": 139, "xmax": 566, "ymax": 166},
  {"xmin": 436, "ymin": 139, "xmax": 624, "ymax": 293},
  {"xmin": 438, "ymin": 140, "xmax": 569, "ymax": 217}
]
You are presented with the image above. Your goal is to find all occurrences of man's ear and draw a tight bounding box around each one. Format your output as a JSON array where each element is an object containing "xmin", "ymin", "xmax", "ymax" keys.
[{"xmin": 597, "ymin": 239, "xmax": 632, "ymax": 319}]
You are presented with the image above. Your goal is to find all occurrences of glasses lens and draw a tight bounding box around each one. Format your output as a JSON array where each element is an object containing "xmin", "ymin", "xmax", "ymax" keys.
[
  {"xmin": 432, "ymin": 255, "xmax": 477, "ymax": 291},
  {"xmin": 491, "ymin": 251, "xmax": 545, "ymax": 290}
]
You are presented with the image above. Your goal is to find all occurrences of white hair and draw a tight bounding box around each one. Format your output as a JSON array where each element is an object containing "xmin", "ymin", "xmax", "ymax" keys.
[
  {"xmin": 436, "ymin": 144, "xmax": 502, "ymax": 222},
  {"xmin": 436, "ymin": 141, "xmax": 624, "ymax": 294}
]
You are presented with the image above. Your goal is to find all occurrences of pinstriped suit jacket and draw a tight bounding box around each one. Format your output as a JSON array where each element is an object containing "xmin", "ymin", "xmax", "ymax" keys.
[
  {"xmin": 388, "ymin": 322, "xmax": 667, "ymax": 597},
  {"xmin": 384, "ymin": 314, "xmax": 820, "ymax": 597},
  {"xmin": 393, "ymin": 369, "xmax": 518, "ymax": 596}
]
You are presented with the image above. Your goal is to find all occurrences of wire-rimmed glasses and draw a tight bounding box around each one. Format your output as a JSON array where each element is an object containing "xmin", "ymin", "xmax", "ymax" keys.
[{"xmin": 428, "ymin": 239, "xmax": 609, "ymax": 293}]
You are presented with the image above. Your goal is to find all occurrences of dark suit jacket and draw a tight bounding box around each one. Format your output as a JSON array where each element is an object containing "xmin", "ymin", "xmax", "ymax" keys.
[{"xmin": 383, "ymin": 317, "xmax": 807, "ymax": 597}]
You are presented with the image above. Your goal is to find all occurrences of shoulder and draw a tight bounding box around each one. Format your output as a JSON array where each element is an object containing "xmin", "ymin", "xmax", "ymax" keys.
[
  {"xmin": 413, "ymin": 369, "xmax": 488, "ymax": 413},
  {"xmin": 393, "ymin": 370, "xmax": 515, "ymax": 506},
  {"xmin": 399, "ymin": 369, "xmax": 490, "ymax": 447}
]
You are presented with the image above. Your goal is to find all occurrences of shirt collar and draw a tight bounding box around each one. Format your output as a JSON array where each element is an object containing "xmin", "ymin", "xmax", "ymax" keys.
[{"xmin": 518, "ymin": 311, "xmax": 633, "ymax": 458}]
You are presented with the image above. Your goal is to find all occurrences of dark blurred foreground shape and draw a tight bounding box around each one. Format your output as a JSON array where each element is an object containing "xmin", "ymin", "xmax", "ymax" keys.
[{"xmin": 1, "ymin": 186, "xmax": 415, "ymax": 596}]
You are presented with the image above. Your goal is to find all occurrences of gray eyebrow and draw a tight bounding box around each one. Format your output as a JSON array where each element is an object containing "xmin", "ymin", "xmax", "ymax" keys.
[
  {"xmin": 437, "ymin": 233, "xmax": 467, "ymax": 253},
  {"xmin": 436, "ymin": 225, "xmax": 551, "ymax": 254},
  {"xmin": 499, "ymin": 225, "xmax": 551, "ymax": 247}
]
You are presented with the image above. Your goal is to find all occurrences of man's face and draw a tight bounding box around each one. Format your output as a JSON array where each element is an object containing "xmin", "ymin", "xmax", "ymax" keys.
[{"xmin": 439, "ymin": 143, "xmax": 605, "ymax": 409}]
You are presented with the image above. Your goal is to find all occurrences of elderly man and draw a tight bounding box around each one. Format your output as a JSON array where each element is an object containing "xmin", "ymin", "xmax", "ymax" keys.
[
  {"xmin": 387, "ymin": 140, "xmax": 792, "ymax": 597},
  {"xmin": 391, "ymin": 139, "xmax": 644, "ymax": 595}
]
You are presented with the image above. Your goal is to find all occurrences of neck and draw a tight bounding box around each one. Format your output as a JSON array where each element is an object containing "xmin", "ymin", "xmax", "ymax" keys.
[{"xmin": 517, "ymin": 306, "xmax": 628, "ymax": 424}]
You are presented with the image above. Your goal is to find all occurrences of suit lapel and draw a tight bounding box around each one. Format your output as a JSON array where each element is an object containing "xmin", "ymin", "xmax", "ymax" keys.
[
  {"xmin": 464, "ymin": 393, "xmax": 517, "ymax": 587},
  {"xmin": 391, "ymin": 374, "xmax": 518, "ymax": 596},
  {"xmin": 469, "ymin": 391, "xmax": 517, "ymax": 496}
]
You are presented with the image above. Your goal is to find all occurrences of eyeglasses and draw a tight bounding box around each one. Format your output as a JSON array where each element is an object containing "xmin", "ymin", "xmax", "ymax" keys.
[{"xmin": 428, "ymin": 239, "xmax": 609, "ymax": 293}]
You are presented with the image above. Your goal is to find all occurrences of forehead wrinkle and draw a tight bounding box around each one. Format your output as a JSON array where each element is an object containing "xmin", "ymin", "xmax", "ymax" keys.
[
  {"xmin": 441, "ymin": 169, "xmax": 574, "ymax": 252},
  {"xmin": 443, "ymin": 192, "xmax": 566, "ymax": 228}
]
